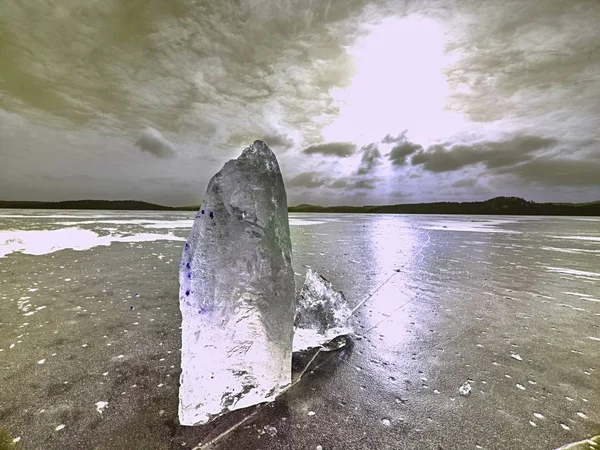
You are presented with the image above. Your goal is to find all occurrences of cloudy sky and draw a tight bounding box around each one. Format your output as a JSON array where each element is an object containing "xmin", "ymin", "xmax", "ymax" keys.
[{"xmin": 1, "ymin": 0, "xmax": 598, "ymax": 206}]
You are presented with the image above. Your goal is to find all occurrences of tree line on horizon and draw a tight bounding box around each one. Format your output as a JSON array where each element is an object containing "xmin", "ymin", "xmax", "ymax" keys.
[{"xmin": 0, "ymin": 197, "xmax": 599, "ymax": 216}]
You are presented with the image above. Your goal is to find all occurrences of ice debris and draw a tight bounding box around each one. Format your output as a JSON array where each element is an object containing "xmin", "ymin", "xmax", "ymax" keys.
[
  {"xmin": 459, "ymin": 381, "xmax": 472, "ymax": 396},
  {"xmin": 555, "ymin": 435, "xmax": 600, "ymax": 450},
  {"xmin": 263, "ymin": 425, "xmax": 277, "ymax": 436},
  {"xmin": 95, "ymin": 401, "xmax": 108, "ymax": 415}
]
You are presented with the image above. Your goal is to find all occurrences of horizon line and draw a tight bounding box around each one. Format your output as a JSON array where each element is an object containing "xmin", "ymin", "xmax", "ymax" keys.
[{"xmin": 1, "ymin": 196, "xmax": 600, "ymax": 210}]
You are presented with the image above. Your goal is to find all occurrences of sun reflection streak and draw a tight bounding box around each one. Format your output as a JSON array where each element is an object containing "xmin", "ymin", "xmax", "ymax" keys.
[
  {"xmin": 349, "ymin": 216, "xmax": 430, "ymax": 345},
  {"xmin": 365, "ymin": 215, "xmax": 420, "ymax": 284}
]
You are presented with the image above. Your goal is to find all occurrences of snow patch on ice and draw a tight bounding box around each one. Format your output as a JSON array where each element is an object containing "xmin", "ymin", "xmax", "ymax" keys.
[
  {"xmin": 550, "ymin": 235, "xmax": 600, "ymax": 243},
  {"xmin": 546, "ymin": 267, "xmax": 600, "ymax": 278},
  {"xmin": 95, "ymin": 401, "xmax": 108, "ymax": 415},
  {"xmin": 0, "ymin": 228, "xmax": 184, "ymax": 258},
  {"xmin": 289, "ymin": 219, "xmax": 327, "ymax": 226},
  {"xmin": 422, "ymin": 219, "xmax": 520, "ymax": 234}
]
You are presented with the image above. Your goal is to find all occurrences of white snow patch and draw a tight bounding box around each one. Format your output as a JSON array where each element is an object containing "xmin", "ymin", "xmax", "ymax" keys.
[
  {"xmin": 422, "ymin": 219, "xmax": 520, "ymax": 234},
  {"xmin": 0, "ymin": 228, "xmax": 185, "ymax": 258},
  {"xmin": 289, "ymin": 219, "xmax": 326, "ymax": 226},
  {"xmin": 546, "ymin": 267, "xmax": 600, "ymax": 278},
  {"xmin": 95, "ymin": 401, "xmax": 108, "ymax": 415},
  {"xmin": 56, "ymin": 218, "xmax": 194, "ymax": 229},
  {"xmin": 550, "ymin": 235, "xmax": 600, "ymax": 242}
]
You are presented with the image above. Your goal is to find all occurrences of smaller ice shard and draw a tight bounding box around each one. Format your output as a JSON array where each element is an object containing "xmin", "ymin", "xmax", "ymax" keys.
[
  {"xmin": 555, "ymin": 435, "xmax": 600, "ymax": 450},
  {"xmin": 293, "ymin": 269, "xmax": 353, "ymax": 352}
]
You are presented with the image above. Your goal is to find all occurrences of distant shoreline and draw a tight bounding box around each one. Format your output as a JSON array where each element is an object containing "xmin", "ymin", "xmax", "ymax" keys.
[{"xmin": 1, "ymin": 197, "xmax": 599, "ymax": 216}]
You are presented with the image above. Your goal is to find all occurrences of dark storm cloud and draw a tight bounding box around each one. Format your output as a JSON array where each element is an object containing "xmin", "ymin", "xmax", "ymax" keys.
[
  {"xmin": 302, "ymin": 142, "xmax": 357, "ymax": 157},
  {"xmin": 496, "ymin": 157, "xmax": 600, "ymax": 187},
  {"xmin": 382, "ymin": 131, "xmax": 423, "ymax": 167},
  {"xmin": 444, "ymin": 1, "xmax": 600, "ymax": 123},
  {"xmin": 328, "ymin": 177, "xmax": 376, "ymax": 190},
  {"xmin": 411, "ymin": 135, "xmax": 557, "ymax": 173},
  {"xmin": 389, "ymin": 141, "xmax": 423, "ymax": 167},
  {"xmin": 451, "ymin": 178, "xmax": 477, "ymax": 188},
  {"xmin": 356, "ymin": 143, "xmax": 381, "ymax": 175},
  {"xmin": 0, "ymin": 0, "xmax": 375, "ymax": 135},
  {"xmin": 226, "ymin": 132, "xmax": 293, "ymax": 153},
  {"xmin": 0, "ymin": 0, "xmax": 379, "ymax": 203},
  {"xmin": 286, "ymin": 172, "xmax": 328, "ymax": 189},
  {"xmin": 262, "ymin": 132, "xmax": 294, "ymax": 150},
  {"xmin": 330, "ymin": 178, "xmax": 349, "ymax": 189},
  {"xmin": 382, "ymin": 133, "xmax": 407, "ymax": 144},
  {"xmin": 351, "ymin": 179, "xmax": 376, "ymax": 190},
  {"xmin": 134, "ymin": 127, "xmax": 176, "ymax": 158}
]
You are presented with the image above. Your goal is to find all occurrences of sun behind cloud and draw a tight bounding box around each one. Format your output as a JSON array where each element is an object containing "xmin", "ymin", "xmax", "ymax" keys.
[{"xmin": 323, "ymin": 15, "xmax": 467, "ymax": 147}]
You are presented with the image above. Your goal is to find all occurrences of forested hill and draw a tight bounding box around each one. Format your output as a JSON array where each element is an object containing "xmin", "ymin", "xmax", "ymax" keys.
[
  {"xmin": 289, "ymin": 197, "xmax": 600, "ymax": 216},
  {"xmin": 0, "ymin": 200, "xmax": 198, "ymax": 211},
  {"xmin": 1, "ymin": 197, "xmax": 599, "ymax": 215}
]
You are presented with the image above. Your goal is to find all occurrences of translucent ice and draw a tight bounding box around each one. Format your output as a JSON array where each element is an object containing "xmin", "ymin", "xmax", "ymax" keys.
[
  {"xmin": 178, "ymin": 141, "xmax": 296, "ymax": 426},
  {"xmin": 555, "ymin": 435, "xmax": 600, "ymax": 450},
  {"xmin": 293, "ymin": 269, "xmax": 353, "ymax": 352}
]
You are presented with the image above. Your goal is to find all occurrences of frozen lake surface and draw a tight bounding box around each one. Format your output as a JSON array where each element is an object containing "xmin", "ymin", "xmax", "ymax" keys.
[{"xmin": 1, "ymin": 210, "xmax": 599, "ymax": 449}]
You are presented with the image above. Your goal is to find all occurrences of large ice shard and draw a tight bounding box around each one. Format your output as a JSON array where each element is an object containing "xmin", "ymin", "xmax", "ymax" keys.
[
  {"xmin": 293, "ymin": 269, "xmax": 353, "ymax": 352},
  {"xmin": 179, "ymin": 140, "xmax": 296, "ymax": 426}
]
